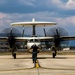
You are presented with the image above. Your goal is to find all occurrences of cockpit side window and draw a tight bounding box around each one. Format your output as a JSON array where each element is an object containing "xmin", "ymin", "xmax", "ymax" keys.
[
  {"xmin": 35, "ymin": 39, "xmax": 39, "ymax": 42},
  {"xmin": 30, "ymin": 39, "xmax": 33, "ymax": 42}
]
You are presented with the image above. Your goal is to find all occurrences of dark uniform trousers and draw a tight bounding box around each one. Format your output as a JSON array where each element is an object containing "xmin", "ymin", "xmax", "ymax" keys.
[{"xmin": 32, "ymin": 52, "xmax": 37, "ymax": 63}]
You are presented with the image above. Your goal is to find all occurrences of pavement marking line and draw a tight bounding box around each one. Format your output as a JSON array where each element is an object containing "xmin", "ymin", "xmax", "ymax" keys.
[
  {"xmin": 40, "ymin": 67, "xmax": 75, "ymax": 71},
  {"xmin": 0, "ymin": 67, "xmax": 35, "ymax": 72},
  {"xmin": 36, "ymin": 68, "xmax": 40, "ymax": 75},
  {"xmin": 35, "ymin": 60, "xmax": 40, "ymax": 75}
]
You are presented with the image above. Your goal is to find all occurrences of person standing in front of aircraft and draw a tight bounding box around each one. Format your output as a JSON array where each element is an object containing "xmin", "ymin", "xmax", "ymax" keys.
[{"xmin": 31, "ymin": 43, "xmax": 39, "ymax": 63}]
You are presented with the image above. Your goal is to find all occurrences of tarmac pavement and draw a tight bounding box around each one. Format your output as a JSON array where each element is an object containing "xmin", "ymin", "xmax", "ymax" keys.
[{"xmin": 0, "ymin": 55, "xmax": 75, "ymax": 75}]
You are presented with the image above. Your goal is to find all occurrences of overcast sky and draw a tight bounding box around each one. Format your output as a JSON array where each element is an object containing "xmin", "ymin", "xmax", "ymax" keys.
[{"xmin": 0, "ymin": 0, "xmax": 75, "ymax": 35}]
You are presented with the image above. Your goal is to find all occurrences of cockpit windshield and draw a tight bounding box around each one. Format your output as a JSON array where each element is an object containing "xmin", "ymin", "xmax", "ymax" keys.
[{"xmin": 29, "ymin": 39, "xmax": 39, "ymax": 42}]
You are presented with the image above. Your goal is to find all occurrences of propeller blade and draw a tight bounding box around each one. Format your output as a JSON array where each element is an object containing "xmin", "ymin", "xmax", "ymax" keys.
[
  {"xmin": 47, "ymin": 27, "xmax": 70, "ymax": 47},
  {"xmin": 1, "ymin": 27, "xmax": 21, "ymax": 48},
  {"xmin": 56, "ymin": 29, "xmax": 59, "ymax": 35}
]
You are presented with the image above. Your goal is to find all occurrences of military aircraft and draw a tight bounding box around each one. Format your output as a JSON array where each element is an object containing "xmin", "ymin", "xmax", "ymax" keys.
[{"xmin": 0, "ymin": 18, "xmax": 75, "ymax": 59}]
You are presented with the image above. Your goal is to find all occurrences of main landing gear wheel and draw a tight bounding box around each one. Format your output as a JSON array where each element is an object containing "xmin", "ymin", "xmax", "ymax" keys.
[
  {"xmin": 13, "ymin": 53, "xmax": 16, "ymax": 59},
  {"xmin": 12, "ymin": 50, "xmax": 17, "ymax": 59},
  {"xmin": 52, "ymin": 53, "xmax": 56, "ymax": 58}
]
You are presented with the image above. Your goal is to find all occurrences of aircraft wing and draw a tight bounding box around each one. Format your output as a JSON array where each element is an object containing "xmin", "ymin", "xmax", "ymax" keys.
[
  {"xmin": 61, "ymin": 36, "xmax": 75, "ymax": 41},
  {"xmin": 14, "ymin": 37, "xmax": 54, "ymax": 42},
  {"xmin": 0, "ymin": 37, "xmax": 8, "ymax": 42},
  {"xmin": 0, "ymin": 37, "xmax": 53, "ymax": 42},
  {"xmin": 0, "ymin": 36, "xmax": 75, "ymax": 42},
  {"xmin": 39, "ymin": 36, "xmax": 75, "ymax": 42}
]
